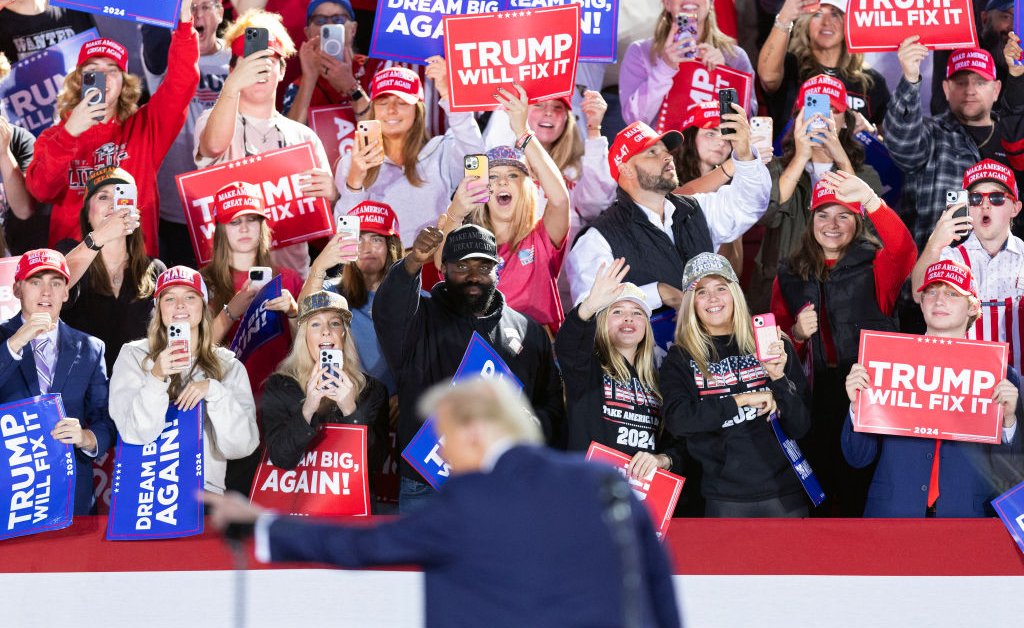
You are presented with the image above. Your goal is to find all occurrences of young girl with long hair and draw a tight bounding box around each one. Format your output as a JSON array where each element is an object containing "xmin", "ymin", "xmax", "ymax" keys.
[
  {"xmin": 557, "ymin": 258, "xmax": 683, "ymax": 478},
  {"xmin": 261, "ymin": 291, "xmax": 388, "ymax": 500},
  {"xmin": 661, "ymin": 252, "xmax": 812, "ymax": 517},
  {"xmin": 109, "ymin": 266, "xmax": 259, "ymax": 494}
]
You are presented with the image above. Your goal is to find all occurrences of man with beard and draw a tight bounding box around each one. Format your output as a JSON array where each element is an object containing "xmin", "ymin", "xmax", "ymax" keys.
[
  {"xmin": 565, "ymin": 107, "xmax": 770, "ymax": 315},
  {"xmin": 373, "ymin": 223, "xmax": 564, "ymax": 513}
]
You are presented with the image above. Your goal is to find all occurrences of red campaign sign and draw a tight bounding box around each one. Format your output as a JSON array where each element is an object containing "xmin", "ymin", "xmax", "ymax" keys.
[
  {"xmin": 845, "ymin": 0, "xmax": 978, "ymax": 53},
  {"xmin": 654, "ymin": 61, "xmax": 751, "ymax": 134},
  {"xmin": 585, "ymin": 442, "xmax": 684, "ymax": 540},
  {"xmin": 855, "ymin": 331, "xmax": 1008, "ymax": 444},
  {"xmin": 308, "ymin": 105, "xmax": 356, "ymax": 174},
  {"xmin": 0, "ymin": 256, "xmax": 22, "ymax": 323},
  {"xmin": 250, "ymin": 425, "xmax": 371, "ymax": 517},
  {"xmin": 175, "ymin": 142, "xmax": 336, "ymax": 265},
  {"xmin": 443, "ymin": 5, "xmax": 580, "ymax": 113}
]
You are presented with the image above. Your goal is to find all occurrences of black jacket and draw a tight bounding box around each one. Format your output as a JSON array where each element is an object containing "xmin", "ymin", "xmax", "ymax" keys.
[
  {"xmin": 373, "ymin": 261, "xmax": 565, "ymax": 481},
  {"xmin": 260, "ymin": 373, "xmax": 389, "ymax": 482},
  {"xmin": 660, "ymin": 335, "xmax": 811, "ymax": 503},
  {"xmin": 555, "ymin": 306, "xmax": 686, "ymax": 471}
]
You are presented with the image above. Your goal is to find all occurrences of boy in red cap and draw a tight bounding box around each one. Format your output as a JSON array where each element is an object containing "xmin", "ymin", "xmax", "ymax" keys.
[
  {"xmin": 912, "ymin": 158, "xmax": 1024, "ymax": 370},
  {"xmin": 0, "ymin": 248, "xmax": 116, "ymax": 515},
  {"xmin": 844, "ymin": 260, "xmax": 1022, "ymax": 517},
  {"xmin": 25, "ymin": 4, "xmax": 199, "ymax": 257},
  {"xmin": 885, "ymin": 35, "xmax": 1024, "ymax": 250}
]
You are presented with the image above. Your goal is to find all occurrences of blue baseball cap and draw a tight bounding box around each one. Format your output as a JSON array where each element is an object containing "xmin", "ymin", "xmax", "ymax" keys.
[
  {"xmin": 307, "ymin": 0, "xmax": 354, "ymax": 20},
  {"xmin": 985, "ymin": 0, "xmax": 1012, "ymax": 10}
]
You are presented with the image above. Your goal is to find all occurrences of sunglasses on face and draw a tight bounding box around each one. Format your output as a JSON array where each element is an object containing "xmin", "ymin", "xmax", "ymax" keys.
[
  {"xmin": 968, "ymin": 191, "xmax": 1015, "ymax": 206},
  {"xmin": 310, "ymin": 15, "xmax": 348, "ymax": 26}
]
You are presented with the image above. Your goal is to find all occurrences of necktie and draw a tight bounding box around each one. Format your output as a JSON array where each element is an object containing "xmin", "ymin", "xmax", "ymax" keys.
[
  {"xmin": 33, "ymin": 337, "xmax": 53, "ymax": 394},
  {"xmin": 927, "ymin": 440, "xmax": 941, "ymax": 508}
]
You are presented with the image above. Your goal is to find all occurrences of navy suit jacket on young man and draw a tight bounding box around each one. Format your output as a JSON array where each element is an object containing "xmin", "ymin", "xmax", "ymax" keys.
[
  {"xmin": 0, "ymin": 316, "xmax": 116, "ymax": 514},
  {"xmin": 263, "ymin": 445, "xmax": 682, "ymax": 628}
]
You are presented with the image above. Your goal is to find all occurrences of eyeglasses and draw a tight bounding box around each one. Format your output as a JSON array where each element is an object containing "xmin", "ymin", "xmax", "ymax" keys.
[
  {"xmin": 309, "ymin": 15, "xmax": 349, "ymax": 26},
  {"xmin": 968, "ymin": 191, "xmax": 1015, "ymax": 206},
  {"xmin": 191, "ymin": 1, "xmax": 221, "ymax": 14}
]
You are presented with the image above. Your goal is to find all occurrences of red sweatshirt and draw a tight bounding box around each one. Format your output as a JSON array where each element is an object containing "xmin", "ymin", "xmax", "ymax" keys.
[
  {"xmin": 26, "ymin": 21, "xmax": 200, "ymax": 256},
  {"xmin": 770, "ymin": 202, "xmax": 917, "ymax": 364}
]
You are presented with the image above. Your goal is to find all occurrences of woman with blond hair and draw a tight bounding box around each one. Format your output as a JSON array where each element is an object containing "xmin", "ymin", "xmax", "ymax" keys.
[
  {"xmin": 260, "ymin": 291, "xmax": 388, "ymax": 499},
  {"xmin": 557, "ymin": 258, "xmax": 684, "ymax": 479},
  {"xmin": 334, "ymin": 59, "xmax": 484, "ymax": 244},
  {"xmin": 619, "ymin": 0, "xmax": 757, "ymax": 128},
  {"xmin": 25, "ymin": 3, "xmax": 199, "ymax": 255},
  {"xmin": 757, "ymin": 0, "xmax": 890, "ymax": 136},
  {"xmin": 109, "ymin": 266, "xmax": 259, "ymax": 495},
  {"xmin": 660, "ymin": 252, "xmax": 811, "ymax": 517}
]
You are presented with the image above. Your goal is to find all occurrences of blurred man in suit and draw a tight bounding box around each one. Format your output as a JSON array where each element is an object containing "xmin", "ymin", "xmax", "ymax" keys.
[{"xmin": 205, "ymin": 377, "xmax": 681, "ymax": 628}]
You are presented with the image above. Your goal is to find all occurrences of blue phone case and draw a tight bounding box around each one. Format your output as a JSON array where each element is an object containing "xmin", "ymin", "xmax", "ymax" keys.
[{"xmin": 803, "ymin": 93, "xmax": 830, "ymax": 142}]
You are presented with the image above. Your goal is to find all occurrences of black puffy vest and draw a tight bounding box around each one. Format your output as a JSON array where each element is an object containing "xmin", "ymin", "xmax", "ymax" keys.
[
  {"xmin": 579, "ymin": 187, "xmax": 715, "ymax": 289},
  {"xmin": 776, "ymin": 240, "xmax": 897, "ymax": 374}
]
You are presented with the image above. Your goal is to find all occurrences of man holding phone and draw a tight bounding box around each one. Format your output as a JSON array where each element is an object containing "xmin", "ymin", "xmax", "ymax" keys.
[
  {"xmin": 566, "ymin": 107, "xmax": 770, "ymax": 315},
  {"xmin": 195, "ymin": 10, "xmax": 337, "ymax": 277},
  {"xmin": 0, "ymin": 248, "xmax": 116, "ymax": 515},
  {"xmin": 911, "ymin": 159, "xmax": 1024, "ymax": 369}
]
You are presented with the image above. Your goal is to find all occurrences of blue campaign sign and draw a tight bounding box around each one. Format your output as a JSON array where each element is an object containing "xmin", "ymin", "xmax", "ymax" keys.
[
  {"xmin": 505, "ymin": 0, "xmax": 619, "ymax": 63},
  {"xmin": 229, "ymin": 275, "xmax": 285, "ymax": 364},
  {"xmin": 402, "ymin": 332, "xmax": 522, "ymax": 489},
  {"xmin": 992, "ymin": 480, "xmax": 1024, "ymax": 555},
  {"xmin": 0, "ymin": 395, "xmax": 76, "ymax": 541},
  {"xmin": 768, "ymin": 412, "xmax": 826, "ymax": 507},
  {"xmin": 369, "ymin": 0, "xmax": 501, "ymax": 64},
  {"xmin": 650, "ymin": 308, "xmax": 675, "ymax": 367},
  {"xmin": 0, "ymin": 28, "xmax": 99, "ymax": 137},
  {"xmin": 50, "ymin": 0, "xmax": 183, "ymax": 29},
  {"xmin": 107, "ymin": 403, "xmax": 204, "ymax": 540}
]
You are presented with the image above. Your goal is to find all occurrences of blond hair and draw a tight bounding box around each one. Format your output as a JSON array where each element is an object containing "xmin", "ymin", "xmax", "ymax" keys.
[
  {"xmin": 275, "ymin": 313, "xmax": 367, "ymax": 401},
  {"xmin": 789, "ymin": 13, "xmax": 873, "ymax": 91},
  {"xmin": 471, "ymin": 168, "xmax": 538, "ymax": 251},
  {"xmin": 363, "ymin": 101, "xmax": 429, "ymax": 188},
  {"xmin": 595, "ymin": 306, "xmax": 661, "ymax": 401},
  {"xmin": 223, "ymin": 9, "xmax": 297, "ymax": 58},
  {"xmin": 650, "ymin": 9, "xmax": 737, "ymax": 64},
  {"xmin": 675, "ymin": 278, "xmax": 756, "ymax": 377},
  {"xmin": 417, "ymin": 376, "xmax": 543, "ymax": 445}
]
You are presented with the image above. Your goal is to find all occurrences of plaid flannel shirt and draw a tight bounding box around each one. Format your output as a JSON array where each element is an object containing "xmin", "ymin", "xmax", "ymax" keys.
[{"xmin": 885, "ymin": 74, "xmax": 1024, "ymax": 250}]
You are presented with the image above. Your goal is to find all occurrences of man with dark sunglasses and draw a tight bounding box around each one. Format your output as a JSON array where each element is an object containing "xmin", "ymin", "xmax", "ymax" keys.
[{"xmin": 912, "ymin": 159, "xmax": 1024, "ymax": 371}]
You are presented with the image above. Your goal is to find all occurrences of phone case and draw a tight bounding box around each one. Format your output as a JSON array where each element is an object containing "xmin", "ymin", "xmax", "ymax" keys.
[
  {"xmin": 320, "ymin": 349, "xmax": 344, "ymax": 379},
  {"xmin": 753, "ymin": 314, "xmax": 780, "ymax": 361},
  {"xmin": 321, "ymin": 25, "xmax": 345, "ymax": 61},
  {"xmin": 337, "ymin": 216, "xmax": 360, "ymax": 238},
  {"xmin": 719, "ymin": 89, "xmax": 738, "ymax": 134},
  {"xmin": 81, "ymin": 71, "xmax": 106, "ymax": 120},
  {"xmin": 464, "ymin": 154, "xmax": 489, "ymax": 180},
  {"xmin": 167, "ymin": 323, "xmax": 191, "ymax": 369},
  {"xmin": 243, "ymin": 27, "xmax": 269, "ymax": 57},
  {"xmin": 113, "ymin": 184, "xmax": 137, "ymax": 215},
  {"xmin": 804, "ymin": 93, "xmax": 830, "ymax": 128},
  {"xmin": 357, "ymin": 120, "xmax": 381, "ymax": 148},
  {"xmin": 249, "ymin": 266, "xmax": 272, "ymax": 286},
  {"xmin": 750, "ymin": 117, "xmax": 773, "ymax": 140}
]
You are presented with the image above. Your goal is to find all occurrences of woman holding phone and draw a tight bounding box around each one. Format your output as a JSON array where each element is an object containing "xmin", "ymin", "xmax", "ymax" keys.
[
  {"xmin": 26, "ymin": 2, "xmax": 199, "ymax": 255},
  {"xmin": 300, "ymin": 201, "xmax": 403, "ymax": 394},
  {"xmin": 660, "ymin": 252, "xmax": 812, "ymax": 517},
  {"xmin": 770, "ymin": 172, "xmax": 915, "ymax": 515},
  {"xmin": 334, "ymin": 62, "xmax": 485, "ymax": 244},
  {"xmin": 460, "ymin": 85, "xmax": 570, "ymax": 333},
  {"xmin": 261, "ymin": 290, "xmax": 389, "ymax": 504},
  {"xmin": 56, "ymin": 167, "xmax": 165, "ymax": 374},
  {"xmin": 557, "ymin": 259, "xmax": 686, "ymax": 479},
  {"xmin": 109, "ymin": 266, "xmax": 259, "ymax": 495},
  {"xmin": 619, "ymin": 0, "xmax": 757, "ymax": 127},
  {"xmin": 757, "ymin": 0, "xmax": 889, "ymax": 136}
]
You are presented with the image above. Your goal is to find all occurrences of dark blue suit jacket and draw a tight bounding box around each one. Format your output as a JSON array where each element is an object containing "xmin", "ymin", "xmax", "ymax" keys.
[
  {"xmin": 0, "ymin": 316, "xmax": 116, "ymax": 514},
  {"xmin": 842, "ymin": 400, "xmax": 1024, "ymax": 517},
  {"xmin": 267, "ymin": 445, "xmax": 681, "ymax": 628}
]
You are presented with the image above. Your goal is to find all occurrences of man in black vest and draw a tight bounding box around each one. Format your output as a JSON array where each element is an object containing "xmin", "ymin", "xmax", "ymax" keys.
[{"xmin": 565, "ymin": 113, "xmax": 770, "ymax": 313}]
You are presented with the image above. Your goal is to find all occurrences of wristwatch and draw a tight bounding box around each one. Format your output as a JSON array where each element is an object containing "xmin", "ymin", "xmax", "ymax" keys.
[
  {"xmin": 222, "ymin": 303, "xmax": 239, "ymax": 322},
  {"xmin": 84, "ymin": 232, "xmax": 103, "ymax": 251},
  {"xmin": 351, "ymin": 86, "xmax": 366, "ymax": 102}
]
